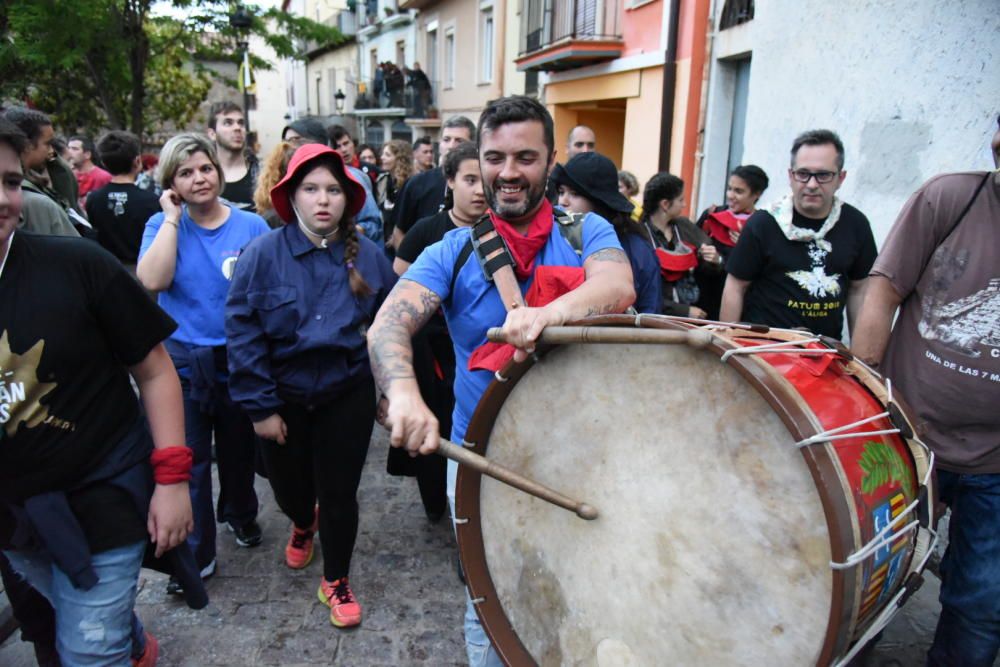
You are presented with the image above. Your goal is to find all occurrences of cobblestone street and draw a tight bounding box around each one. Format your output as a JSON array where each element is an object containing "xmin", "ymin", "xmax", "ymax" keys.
[{"xmin": 1, "ymin": 427, "xmax": 995, "ymax": 666}]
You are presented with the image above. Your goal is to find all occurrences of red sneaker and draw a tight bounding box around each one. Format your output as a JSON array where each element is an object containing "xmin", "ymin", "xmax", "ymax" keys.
[
  {"xmin": 317, "ymin": 577, "xmax": 362, "ymax": 628},
  {"xmin": 285, "ymin": 525, "xmax": 315, "ymax": 569},
  {"xmin": 132, "ymin": 631, "xmax": 159, "ymax": 667}
]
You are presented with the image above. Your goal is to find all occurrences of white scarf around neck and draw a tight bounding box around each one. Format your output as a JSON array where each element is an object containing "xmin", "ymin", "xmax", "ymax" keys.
[{"xmin": 766, "ymin": 195, "xmax": 842, "ymax": 248}]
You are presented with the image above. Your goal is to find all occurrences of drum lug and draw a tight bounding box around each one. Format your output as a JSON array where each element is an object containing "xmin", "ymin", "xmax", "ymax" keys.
[
  {"xmin": 818, "ymin": 335, "xmax": 854, "ymax": 361},
  {"xmin": 887, "ymin": 402, "xmax": 915, "ymax": 440},
  {"xmin": 471, "ymin": 596, "xmax": 487, "ymax": 605},
  {"xmin": 917, "ymin": 485, "xmax": 931, "ymax": 528},
  {"xmin": 896, "ymin": 572, "xmax": 925, "ymax": 607}
]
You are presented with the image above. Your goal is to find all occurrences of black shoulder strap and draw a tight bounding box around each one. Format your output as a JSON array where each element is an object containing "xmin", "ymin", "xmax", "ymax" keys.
[
  {"xmin": 448, "ymin": 214, "xmax": 497, "ymax": 299},
  {"xmin": 916, "ymin": 172, "xmax": 991, "ymax": 279},
  {"xmin": 942, "ymin": 172, "xmax": 991, "ymax": 242}
]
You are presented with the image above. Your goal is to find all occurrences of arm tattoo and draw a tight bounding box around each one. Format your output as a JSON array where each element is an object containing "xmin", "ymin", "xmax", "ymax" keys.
[
  {"xmin": 369, "ymin": 279, "xmax": 442, "ymax": 393},
  {"xmin": 587, "ymin": 247, "xmax": 628, "ymax": 263},
  {"xmin": 585, "ymin": 302, "xmax": 620, "ymax": 317}
]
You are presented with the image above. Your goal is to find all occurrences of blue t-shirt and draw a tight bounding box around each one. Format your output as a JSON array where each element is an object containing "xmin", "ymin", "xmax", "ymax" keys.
[
  {"xmin": 139, "ymin": 206, "xmax": 269, "ymax": 346},
  {"xmin": 403, "ymin": 212, "xmax": 622, "ymax": 442}
]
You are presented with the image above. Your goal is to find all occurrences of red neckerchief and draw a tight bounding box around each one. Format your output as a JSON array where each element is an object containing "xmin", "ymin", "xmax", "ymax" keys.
[
  {"xmin": 468, "ymin": 265, "xmax": 585, "ymax": 372},
  {"xmin": 348, "ymin": 155, "xmax": 361, "ymax": 169},
  {"xmin": 704, "ymin": 209, "xmax": 750, "ymax": 247},
  {"xmin": 655, "ymin": 244, "xmax": 698, "ymax": 282},
  {"xmin": 488, "ymin": 199, "xmax": 554, "ymax": 281}
]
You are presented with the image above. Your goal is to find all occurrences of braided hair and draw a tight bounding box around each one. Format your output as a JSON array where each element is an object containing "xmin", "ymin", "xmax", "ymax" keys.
[{"xmin": 340, "ymin": 213, "xmax": 373, "ymax": 297}]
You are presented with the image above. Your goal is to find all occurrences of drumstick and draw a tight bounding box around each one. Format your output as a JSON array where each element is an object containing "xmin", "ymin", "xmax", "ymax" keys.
[
  {"xmin": 487, "ymin": 325, "xmax": 713, "ymax": 347},
  {"xmin": 436, "ymin": 439, "xmax": 599, "ymax": 521}
]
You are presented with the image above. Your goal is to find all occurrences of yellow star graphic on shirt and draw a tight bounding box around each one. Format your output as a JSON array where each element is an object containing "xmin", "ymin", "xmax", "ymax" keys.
[{"xmin": 0, "ymin": 331, "xmax": 58, "ymax": 438}]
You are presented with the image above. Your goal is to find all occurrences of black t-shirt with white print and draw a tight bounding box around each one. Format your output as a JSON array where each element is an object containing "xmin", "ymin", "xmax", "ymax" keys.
[
  {"xmin": 0, "ymin": 232, "xmax": 176, "ymax": 551},
  {"xmin": 726, "ymin": 203, "xmax": 877, "ymax": 339},
  {"xmin": 86, "ymin": 182, "xmax": 161, "ymax": 264}
]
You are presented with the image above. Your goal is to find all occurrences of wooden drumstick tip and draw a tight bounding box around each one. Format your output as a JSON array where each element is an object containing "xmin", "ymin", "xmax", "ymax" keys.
[{"xmin": 577, "ymin": 504, "xmax": 599, "ymax": 520}]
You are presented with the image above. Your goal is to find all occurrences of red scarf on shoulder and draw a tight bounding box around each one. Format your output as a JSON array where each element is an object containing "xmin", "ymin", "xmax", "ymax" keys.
[{"xmin": 489, "ymin": 199, "xmax": 554, "ymax": 281}]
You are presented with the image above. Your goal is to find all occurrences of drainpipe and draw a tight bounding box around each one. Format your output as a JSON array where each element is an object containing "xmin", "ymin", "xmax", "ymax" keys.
[{"xmin": 658, "ymin": 0, "xmax": 682, "ymax": 173}]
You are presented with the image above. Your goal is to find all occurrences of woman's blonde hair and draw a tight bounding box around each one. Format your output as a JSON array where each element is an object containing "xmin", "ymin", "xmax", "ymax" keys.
[
  {"xmin": 253, "ymin": 141, "xmax": 298, "ymax": 214},
  {"xmin": 382, "ymin": 139, "xmax": 414, "ymax": 190},
  {"xmin": 156, "ymin": 133, "xmax": 224, "ymax": 196}
]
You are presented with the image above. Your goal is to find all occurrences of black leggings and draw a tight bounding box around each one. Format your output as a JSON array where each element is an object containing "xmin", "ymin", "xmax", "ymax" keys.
[{"xmin": 259, "ymin": 377, "xmax": 376, "ymax": 581}]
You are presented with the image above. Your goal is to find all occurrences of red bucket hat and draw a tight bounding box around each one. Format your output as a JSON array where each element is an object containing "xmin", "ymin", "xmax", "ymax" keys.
[{"xmin": 269, "ymin": 143, "xmax": 367, "ymax": 224}]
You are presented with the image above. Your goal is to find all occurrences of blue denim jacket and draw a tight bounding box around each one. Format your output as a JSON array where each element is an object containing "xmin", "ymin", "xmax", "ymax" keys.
[{"xmin": 225, "ymin": 223, "xmax": 396, "ymax": 420}]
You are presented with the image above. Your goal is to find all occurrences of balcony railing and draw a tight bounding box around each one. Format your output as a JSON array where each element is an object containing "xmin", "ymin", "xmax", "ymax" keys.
[
  {"xmin": 352, "ymin": 69, "xmax": 438, "ymax": 118},
  {"xmin": 519, "ymin": 0, "xmax": 623, "ymax": 60}
]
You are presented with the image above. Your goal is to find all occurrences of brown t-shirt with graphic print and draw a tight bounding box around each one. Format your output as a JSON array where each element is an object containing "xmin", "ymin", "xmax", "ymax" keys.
[{"xmin": 873, "ymin": 171, "xmax": 1000, "ymax": 473}]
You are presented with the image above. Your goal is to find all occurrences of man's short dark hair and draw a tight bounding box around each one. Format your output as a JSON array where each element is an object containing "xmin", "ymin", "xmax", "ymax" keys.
[
  {"xmin": 2, "ymin": 106, "xmax": 52, "ymax": 145},
  {"xmin": 731, "ymin": 164, "xmax": 769, "ymax": 195},
  {"xmin": 790, "ymin": 129, "xmax": 845, "ymax": 171},
  {"xmin": 478, "ymin": 96, "xmax": 554, "ymax": 160},
  {"xmin": 97, "ymin": 131, "xmax": 141, "ymax": 175},
  {"xmin": 442, "ymin": 115, "xmax": 477, "ymax": 142},
  {"xmin": 0, "ymin": 117, "xmax": 29, "ymax": 155},
  {"xmin": 442, "ymin": 142, "xmax": 479, "ymax": 180},
  {"xmin": 207, "ymin": 101, "xmax": 243, "ymax": 130},
  {"xmin": 69, "ymin": 135, "xmax": 97, "ymax": 157},
  {"xmin": 413, "ymin": 135, "xmax": 432, "ymax": 150},
  {"xmin": 327, "ymin": 124, "xmax": 352, "ymax": 144}
]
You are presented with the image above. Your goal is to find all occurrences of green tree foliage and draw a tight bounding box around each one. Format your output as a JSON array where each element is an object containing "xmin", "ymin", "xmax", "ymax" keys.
[{"xmin": 0, "ymin": 0, "xmax": 343, "ymax": 138}]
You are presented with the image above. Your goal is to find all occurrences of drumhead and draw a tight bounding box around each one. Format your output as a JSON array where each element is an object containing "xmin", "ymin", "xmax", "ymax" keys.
[{"xmin": 466, "ymin": 342, "xmax": 834, "ymax": 666}]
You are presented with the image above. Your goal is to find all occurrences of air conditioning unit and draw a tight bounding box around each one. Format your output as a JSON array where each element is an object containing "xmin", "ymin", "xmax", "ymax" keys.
[{"xmin": 337, "ymin": 11, "xmax": 357, "ymax": 36}]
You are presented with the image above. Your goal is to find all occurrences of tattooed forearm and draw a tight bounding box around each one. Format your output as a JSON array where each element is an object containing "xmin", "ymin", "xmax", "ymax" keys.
[
  {"xmin": 368, "ymin": 280, "xmax": 443, "ymax": 394},
  {"xmin": 585, "ymin": 302, "xmax": 621, "ymax": 317},
  {"xmin": 588, "ymin": 248, "xmax": 628, "ymax": 264}
]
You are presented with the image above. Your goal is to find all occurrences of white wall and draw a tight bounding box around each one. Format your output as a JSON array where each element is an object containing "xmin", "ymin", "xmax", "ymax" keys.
[{"xmin": 711, "ymin": 0, "xmax": 999, "ymax": 245}]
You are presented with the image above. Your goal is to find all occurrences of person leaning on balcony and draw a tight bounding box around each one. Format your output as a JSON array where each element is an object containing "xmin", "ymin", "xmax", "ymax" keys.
[{"xmin": 387, "ymin": 115, "xmax": 476, "ymax": 249}]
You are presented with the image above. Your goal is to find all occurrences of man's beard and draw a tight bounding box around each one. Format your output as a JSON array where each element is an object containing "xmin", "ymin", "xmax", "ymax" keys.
[
  {"xmin": 485, "ymin": 177, "xmax": 546, "ymax": 221},
  {"xmin": 218, "ymin": 135, "xmax": 245, "ymax": 152}
]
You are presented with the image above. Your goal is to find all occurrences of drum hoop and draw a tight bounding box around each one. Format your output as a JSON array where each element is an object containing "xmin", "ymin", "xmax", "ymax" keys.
[{"xmin": 455, "ymin": 315, "xmax": 857, "ymax": 666}]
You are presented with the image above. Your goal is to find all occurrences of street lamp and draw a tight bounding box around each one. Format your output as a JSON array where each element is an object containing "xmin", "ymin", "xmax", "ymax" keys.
[
  {"xmin": 334, "ymin": 89, "xmax": 346, "ymax": 114},
  {"xmin": 229, "ymin": 4, "xmax": 254, "ymax": 132}
]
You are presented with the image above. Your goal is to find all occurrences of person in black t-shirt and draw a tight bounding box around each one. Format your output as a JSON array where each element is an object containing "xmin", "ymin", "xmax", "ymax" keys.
[
  {"xmin": 389, "ymin": 116, "xmax": 476, "ymax": 249},
  {"xmin": 721, "ymin": 130, "xmax": 876, "ymax": 340},
  {"xmin": 387, "ymin": 143, "xmax": 486, "ymax": 521},
  {"xmin": 207, "ymin": 102, "xmax": 258, "ymax": 212},
  {"xmin": 0, "ymin": 118, "xmax": 192, "ymax": 666},
  {"xmin": 86, "ymin": 130, "xmax": 161, "ymax": 269},
  {"xmin": 694, "ymin": 164, "xmax": 769, "ymax": 320}
]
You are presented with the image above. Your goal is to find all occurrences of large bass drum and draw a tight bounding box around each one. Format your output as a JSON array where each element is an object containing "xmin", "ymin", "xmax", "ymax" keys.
[{"xmin": 454, "ymin": 315, "xmax": 937, "ymax": 666}]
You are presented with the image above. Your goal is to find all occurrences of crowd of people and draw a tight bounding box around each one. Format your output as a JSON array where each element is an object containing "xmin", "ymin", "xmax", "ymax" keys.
[{"xmin": 0, "ymin": 94, "xmax": 997, "ymax": 667}]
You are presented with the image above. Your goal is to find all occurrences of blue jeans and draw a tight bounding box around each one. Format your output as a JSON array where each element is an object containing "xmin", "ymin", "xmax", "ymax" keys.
[
  {"xmin": 449, "ymin": 462, "xmax": 503, "ymax": 667},
  {"xmin": 181, "ymin": 377, "xmax": 259, "ymax": 568},
  {"xmin": 928, "ymin": 470, "xmax": 1000, "ymax": 666},
  {"xmin": 3, "ymin": 541, "xmax": 147, "ymax": 666}
]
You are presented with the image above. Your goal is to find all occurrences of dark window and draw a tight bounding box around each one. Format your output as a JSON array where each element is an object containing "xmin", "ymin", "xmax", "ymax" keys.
[{"xmin": 719, "ymin": 0, "xmax": 754, "ymax": 30}]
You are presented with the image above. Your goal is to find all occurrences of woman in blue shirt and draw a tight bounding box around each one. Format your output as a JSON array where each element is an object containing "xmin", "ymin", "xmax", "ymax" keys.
[
  {"xmin": 551, "ymin": 152, "xmax": 661, "ymax": 313},
  {"xmin": 137, "ymin": 133, "xmax": 269, "ymax": 594},
  {"xmin": 226, "ymin": 144, "xmax": 396, "ymax": 630}
]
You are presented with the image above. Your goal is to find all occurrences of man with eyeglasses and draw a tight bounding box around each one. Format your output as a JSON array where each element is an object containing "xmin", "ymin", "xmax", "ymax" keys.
[{"xmin": 720, "ymin": 129, "xmax": 876, "ymax": 340}]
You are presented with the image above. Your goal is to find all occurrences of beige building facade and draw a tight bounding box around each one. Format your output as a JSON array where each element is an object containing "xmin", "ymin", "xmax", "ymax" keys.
[{"xmin": 401, "ymin": 0, "xmax": 515, "ymax": 137}]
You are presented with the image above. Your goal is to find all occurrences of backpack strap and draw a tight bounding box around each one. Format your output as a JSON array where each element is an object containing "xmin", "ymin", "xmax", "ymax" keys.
[
  {"xmin": 553, "ymin": 208, "xmax": 586, "ymax": 255},
  {"xmin": 917, "ymin": 171, "xmax": 991, "ymax": 279},
  {"xmin": 448, "ymin": 214, "xmax": 525, "ymax": 312}
]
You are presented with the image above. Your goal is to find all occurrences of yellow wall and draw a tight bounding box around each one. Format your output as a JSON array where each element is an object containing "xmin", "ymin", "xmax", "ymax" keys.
[
  {"xmin": 622, "ymin": 67, "xmax": 663, "ymax": 191},
  {"xmin": 546, "ymin": 67, "xmax": 663, "ymax": 192},
  {"xmin": 669, "ymin": 57, "xmax": 692, "ymax": 176},
  {"xmin": 574, "ymin": 109, "xmax": 625, "ymax": 166}
]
